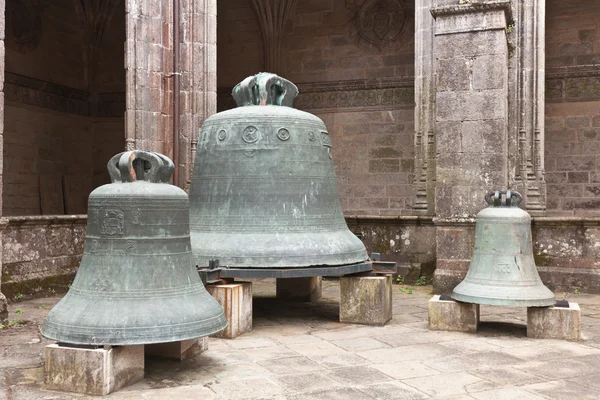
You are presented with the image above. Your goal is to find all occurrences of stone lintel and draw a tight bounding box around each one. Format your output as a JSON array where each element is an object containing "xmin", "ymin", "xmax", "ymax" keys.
[
  {"xmin": 527, "ymin": 302, "xmax": 582, "ymax": 340},
  {"xmin": 340, "ymin": 275, "xmax": 392, "ymax": 326},
  {"xmin": 44, "ymin": 344, "xmax": 144, "ymax": 396},
  {"xmin": 206, "ymin": 282, "xmax": 252, "ymax": 339},
  {"xmin": 428, "ymin": 295, "xmax": 479, "ymax": 332}
]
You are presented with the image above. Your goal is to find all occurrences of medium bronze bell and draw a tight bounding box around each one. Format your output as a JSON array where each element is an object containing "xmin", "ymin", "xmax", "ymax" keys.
[
  {"xmin": 189, "ymin": 73, "xmax": 368, "ymax": 268},
  {"xmin": 452, "ymin": 190, "xmax": 555, "ymax": 307},
  {"xmin": 42, "ymin": 151, "xmax": 227, "ymax": 345}
]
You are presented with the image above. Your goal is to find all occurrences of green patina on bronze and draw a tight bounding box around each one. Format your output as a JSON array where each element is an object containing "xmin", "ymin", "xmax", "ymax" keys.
[
  {"xmin": 41, "ymin": 151, "xmax": 227, "ymax": 345},
  {"xmin": 189, "ymin": 73, "xmax": 368, "ymax": 269},
  {"xmin": 452, "ymin": 190, "xmax": 555, "ymax": 307}
]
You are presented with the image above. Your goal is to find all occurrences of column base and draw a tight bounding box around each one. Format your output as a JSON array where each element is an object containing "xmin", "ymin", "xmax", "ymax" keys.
[
  {"xmin": 145, "ymin": 337, "xmax": 208, "ymax": 361},
  {"xmin": 276, "ymin": 277, "xmax": 322, "ymax": 302},
  {"xmin": 428, "ymin": 295, "xmax": 480, "ymax": 332},
  {"xmin": 44, "ymin": 344, "xmax": 144, "ymax": 396},
  {"xmin": 206, "ymin": 282, "xmax": 252, "ymax": 339},
  {"xmin": 527, "ymin": 302, "xmax": 582, "ymax": 340},
  {"xmin": 340, "ymin": 275, "xmax": 392, "ymax": 326}
]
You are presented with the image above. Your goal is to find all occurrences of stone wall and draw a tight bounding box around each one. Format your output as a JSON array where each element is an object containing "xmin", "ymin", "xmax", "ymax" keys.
[
  {"xmin": 3, "ymin": 0, "xmax": 125, "ymax": 216},
  {"xmin": 347, "ymin": 216, "xmax": 436, "ymax": 282},
  {"xmin": 1, "ymin": 216, "xmax": 86, "ymax": 301},
  {"xmin": 545, "ymin": 0, "xmax": 600, "ymax": 214},
  {"xmin": 433, "ymin": 217, "xmax": 600, "ymax": 294},
  {"xmin": 217, "ymin": 0, "xmax": 416, "ymax": 216},
  {"xmin": 3, "ymin": 103, "xmax": 93, "ymax": 216}
]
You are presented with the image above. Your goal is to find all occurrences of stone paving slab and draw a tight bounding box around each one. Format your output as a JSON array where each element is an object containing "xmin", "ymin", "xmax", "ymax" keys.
[{"xmin": 1, "ymin": 280, "xmax": 600, "ymax": 399}]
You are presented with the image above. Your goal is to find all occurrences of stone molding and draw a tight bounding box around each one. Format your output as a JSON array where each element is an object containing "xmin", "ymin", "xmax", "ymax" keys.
[
  {"xmin": 218, "ymin": 78, "xmax": 415, "ymax": 112},
  {"xmin": 546, "ymin": 65, "xmax": 600, "ymax": 103},
  {"xmin": 431, "ymin": 215, "xmax": 600, "ymax": 227},
  {"xmin": 430, "ymin": 0, "xmax": 512, "ymax": 18},
  {"xmin": 5, "ymin": 215, "xmax": 87, "ymax": 227},
  {"xmin": 432, "ymin": 7, "xmax": 508, "ymax": 35},
  {"xmin": 345, "ymin": 215, "xmax": 435, "ymax": 225},
  {"xmin": 4, "ymin": 72, "xmax": 124, "ymax": 117}
]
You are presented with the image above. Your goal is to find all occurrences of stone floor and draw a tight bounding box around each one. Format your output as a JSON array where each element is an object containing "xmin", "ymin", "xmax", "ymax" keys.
[{"xmin": 2, "ymin": 279, "xmax": 600, "ymax": 399}]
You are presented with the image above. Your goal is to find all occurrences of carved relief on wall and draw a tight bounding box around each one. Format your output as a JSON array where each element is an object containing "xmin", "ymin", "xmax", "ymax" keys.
[
  {"xmin": 6, "ymin": 0, "xmax": 43, "ymax": 53},
  {"xmin": 346, "ymin": 0, "xmax": 413, "ymax": 52}
]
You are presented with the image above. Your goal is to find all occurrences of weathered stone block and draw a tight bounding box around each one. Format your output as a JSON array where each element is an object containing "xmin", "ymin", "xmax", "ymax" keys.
[
  {"xmin": 44, "ymin": 344, "xmax": 144, "ymax": 396},
  {"xmin": 145, "ymin": 337, "xmax": 208, "ymax": 361},
  {"xmin": 527, "ymin": 302, "xmax": 581, "ymax": 340},
  {"xmin": 206, "ymin": 282, "xmax": 252, "ymax": 339},
  {"xmin": 428, "ymin": 295, "xmax": 479, "ymax": 332},
  {"xmin": 0, "ymin": 292, "xmax": 7, "ymax": 323},
  {"xmin": 276, "ymin": 277, "xmax": 322, "ymax": 302},
  {"xmin": 340, "ymin": 275, "xmax": 392, "ymax": 326}
]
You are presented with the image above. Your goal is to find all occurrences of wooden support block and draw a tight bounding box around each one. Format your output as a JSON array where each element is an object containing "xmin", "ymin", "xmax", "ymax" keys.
[
  {"xmin": 276, "ymin": 277, "xmax": 322, "ymax": 302},
  {"xmin": 340, "ymin": 275, "xmax": 392, "ymax": 325},
  {"xmin": 44, "ymin": 344, "xmax": 144, "ymax": 396},
  {"xmin": 428, "ymin": 295, "xmax": 479, "ymax": 332},
  {"xmin": 206, "ymin": 282, "xmax": 252, "ymax": 339},
  {"xmin": 527, "ymin": 302, "xmax": 581, "ymax": 340},
  {"xmin": 145, "ymin": 337, "xmax": 208, "ymax": 361}
]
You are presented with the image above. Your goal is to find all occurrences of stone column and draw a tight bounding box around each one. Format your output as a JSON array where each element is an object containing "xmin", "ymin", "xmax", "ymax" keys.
[
  {"xmin": 413, "ymin": 0, "xmax": 436, "ymax": 215},
  {"xmin": 508, "ymin": 0, "xmax": 546, "ymax": 212},
  {"xmin": 125, "ymin": 0, "xmax": 217, "ymax": 188},
  {"xmin": 0, "ymin": 0, "xmax": 7, "ymax": 322},
  {"xmin": 125, "ymin": 0, "xmax": 167, "ymax": 153},
  {"xmin": 430, "ymin": 1, "xmax": 511, "ymax": 292},
  {"xmin": 250, "ymin": 0, "xmax": 298, "ymax": 76},
  {"xmin": 181, "ymin": 0, "xmax": 217, "ymax": 190}
]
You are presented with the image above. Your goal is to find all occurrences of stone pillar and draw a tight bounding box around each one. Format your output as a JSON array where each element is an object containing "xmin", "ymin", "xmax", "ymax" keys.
[
  {"xmin": 125, "ymin": 0, "xmax": 168, "ymax": 153},
  {"xmin": 413, "ymin": 0, "xmax": 436, "ymax": 214},
  {"xmin": 125, "ymin": 0, "xmax": 217, "ymax": 189},
  {"xmin": 508, "ymin": 0, "xmax": 546, "ymax": 212},
  {"xmin": 0, "ymin": 0, "xmax": 6, "ymax": 324},
  {"xmin": 430, "ymin": 1, "xmax": 511, "ymax": 293},
  {"xmin": 180, "ymin": 0, "xmax": 217, "ymax": 190}
]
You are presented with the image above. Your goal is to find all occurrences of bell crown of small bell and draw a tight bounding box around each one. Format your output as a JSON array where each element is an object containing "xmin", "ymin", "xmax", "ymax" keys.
[
  {"xmin": 232, "ymin": 72, "xmax": 299, "ymax": 107},
  {"xmin": 107, "ymin": 150, "xmax": 174, "ymax": 184},
  {"xmin": 485, "ymin": 190, "xmax": 523, "ymax": 208}
]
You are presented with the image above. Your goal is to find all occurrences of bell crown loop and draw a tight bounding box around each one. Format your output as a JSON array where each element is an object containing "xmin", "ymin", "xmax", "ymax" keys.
[
  {"xmin": 485, "ymin": 190, "xmax": 523, "ymax": 207},
  {"xmin": 232, "ymin": 72, "xmax": 299, "ymax": 107},
  {"xmin": 107, "ymin": 150, "xmax": 174, "ymax": 183}
]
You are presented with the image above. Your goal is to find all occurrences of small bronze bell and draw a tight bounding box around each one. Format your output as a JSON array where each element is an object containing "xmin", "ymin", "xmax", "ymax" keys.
[
  {"xmin": 42, "ymin": 151, "xmax": 227, "ymax": 345},
  {"xmin": 452, "ymin": 190, "xmax": 555, "ymax": 307},
  {"xmin": 189, "ymin": 73, "xmax": 368, "ymax": 269}
]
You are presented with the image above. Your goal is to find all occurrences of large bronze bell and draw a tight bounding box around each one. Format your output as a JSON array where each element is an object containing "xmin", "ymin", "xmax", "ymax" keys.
[
  {"xmin": 189, "ymin": 73, "xmax": 368, "ymax": 268},
  {"xmin": 452, "ymin": 190, "xmax": 555, "ymax": 307},
  {"xmin": 42, "ymin": 151, "xmax": 227, "ymax": 345}
]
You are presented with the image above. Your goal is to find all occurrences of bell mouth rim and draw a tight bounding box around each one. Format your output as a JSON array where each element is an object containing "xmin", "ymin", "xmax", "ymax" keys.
[
  {"xmin": 40, "ymin": 316, "xmax": 228, "ymax": 347},
  {"xmin": 451, "ymin": 292, "xmax": 556, "ymax": 308}
]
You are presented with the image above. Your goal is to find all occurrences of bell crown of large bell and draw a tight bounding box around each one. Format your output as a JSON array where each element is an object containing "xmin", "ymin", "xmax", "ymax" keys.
[
  {"xmin": 232, "ymin": 72, "xmax": 299, "ymax": 107},
  {"xmin": 189, "ymin": 73, "xmax": 368, "ymax": 269},
  {"xmin": 41, "ymin": 151, "xmax": 227, "ymax": 345},
  {"xmin": 452, "ymin": 190, "xmax": 555, "ymax": 307}
]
